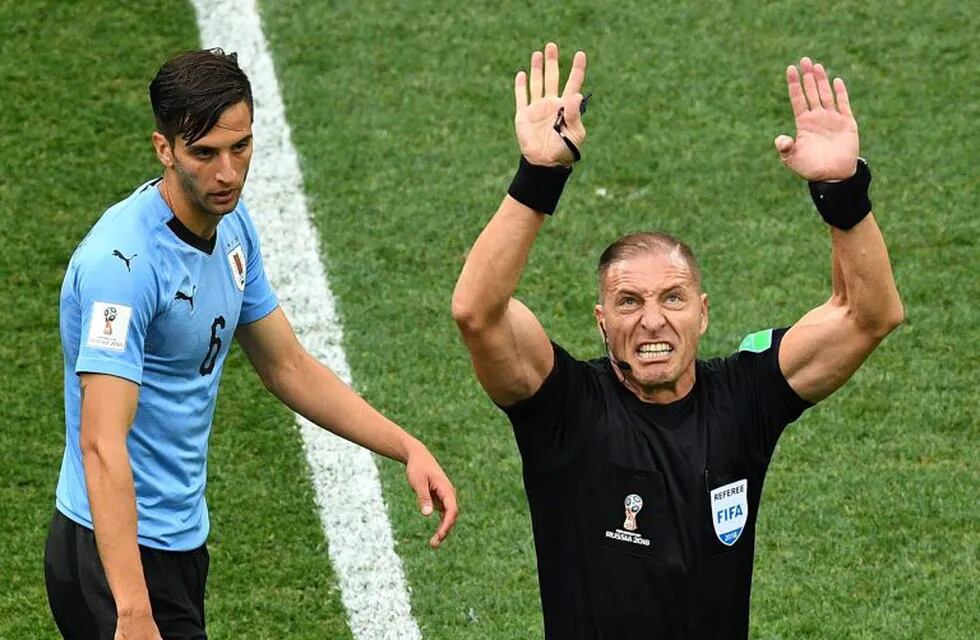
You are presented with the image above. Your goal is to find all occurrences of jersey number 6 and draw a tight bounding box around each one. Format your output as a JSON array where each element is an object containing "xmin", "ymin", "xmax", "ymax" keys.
[{"xmin": 199, "ymin": 315, "xmax": 226, "ymax": 376}]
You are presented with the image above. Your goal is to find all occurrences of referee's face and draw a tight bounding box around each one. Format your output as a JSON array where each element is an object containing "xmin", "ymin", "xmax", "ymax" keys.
[{"xmin": 595, "ymin": 250, "xmax": 708, "ymax": 403}]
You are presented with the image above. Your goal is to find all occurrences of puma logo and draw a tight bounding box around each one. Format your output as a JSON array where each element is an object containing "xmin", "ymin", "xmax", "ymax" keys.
[
  {"xmin": 112, "ymin": 250, "xmax": 137, "ymax": 271},
  {"xmin": 175, "ymin": 286, "xmax": 196, "ymax": 310}
]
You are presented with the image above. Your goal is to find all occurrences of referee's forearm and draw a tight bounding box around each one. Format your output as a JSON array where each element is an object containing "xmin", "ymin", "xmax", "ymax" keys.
[
  {"xmin": 829, "ymin": 214, "xmax": 904, "ymax": 336},
  {"xmin": 452, "ymin": 196, "xmax": 546, "ymax": 332}
]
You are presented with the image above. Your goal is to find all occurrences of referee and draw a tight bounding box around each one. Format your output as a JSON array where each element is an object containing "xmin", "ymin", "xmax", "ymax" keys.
[{"xmin": 452, "ymin": 43, "xmax": 903, "ymax": 638}]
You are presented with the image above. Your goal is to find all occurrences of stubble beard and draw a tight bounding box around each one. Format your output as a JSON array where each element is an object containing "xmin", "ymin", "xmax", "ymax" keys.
[{"xmin": 172, "ymin": 158, "xmax": 244, "ymax": 218}]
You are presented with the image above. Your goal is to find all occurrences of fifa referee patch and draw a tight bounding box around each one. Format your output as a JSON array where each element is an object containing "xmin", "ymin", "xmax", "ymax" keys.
[
  {"xmin": 710, "ymin": 479, "xmax": 748, "ymax": 546},
  {"xmin": 86, "ymin": 302, "xmax": 132, "ymax": 352}
]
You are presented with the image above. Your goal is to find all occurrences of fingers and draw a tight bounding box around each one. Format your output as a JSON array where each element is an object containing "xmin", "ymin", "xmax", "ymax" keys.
[
  {"xmin": 795, "ymin": 57, "xmax": 842, "ymax": 112},
  {"xmin": 528, "ymin": 50, "xmax": 544, "ymax": 101},
  {"xmin": 524, "ymin": 44, "xmax": 586, "ymax": 104},
  {"xmin": 800, "ymin": 57, "xmax": 820, "ymax": 111},
  {"xmin": 561, "ymin": 92, "xmax": 585, "ymax": 136},
  {"xmin": 429, "ymin": 481, "xmax": 459, "ymax": 549},
  {"xmin": 813, "ymin": 63, "xmax": 834, "ymax": 109},
  {"xmin": 544, "ymin": 42, "xmax": 560, "ymax": 97},
  {"xmin": 834, "ymin": 77, "xmax": 852, "ymax": 117},
  {"xmin": 562, "ymin": 51, "xmax": 588, "ymax": 99},
  {"xmin": 514, "ymin": 71, "xmax": 528, "ymax": 111},
  {"xmin": 786, "ymin": 65, "xmax": 807, "ymax": 118},
  {"xmin": 411, "ymin": 476, "xmax": 434, "ymax": 516},
  {"xmin": 774, "ymin": 134, "xmax": 795, "ymax": 156}
]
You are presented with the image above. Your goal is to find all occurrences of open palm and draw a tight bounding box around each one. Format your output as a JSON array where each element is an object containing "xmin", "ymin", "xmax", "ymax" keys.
[
  {"xmin": 775, "ymin": 57, "xmax": 860, "ymax": 182},
  {"xmin": 514, "ymin": 43, "xmax": 587, "ymax": 167}
]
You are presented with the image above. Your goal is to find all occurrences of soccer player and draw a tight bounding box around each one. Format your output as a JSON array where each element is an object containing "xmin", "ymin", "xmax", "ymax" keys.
[
  {"xmin": 452, "ymin": 43, "xmax": 903, "ymax": 638},
  {"xmin": 44, "ymin": 49, "xmax": 458, "ymax": 640}
]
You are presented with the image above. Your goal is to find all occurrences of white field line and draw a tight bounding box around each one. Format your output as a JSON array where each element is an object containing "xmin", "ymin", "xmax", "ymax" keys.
[{"xmin": 191, "ymin": 1, "xmax": 422, "ymax": 638}]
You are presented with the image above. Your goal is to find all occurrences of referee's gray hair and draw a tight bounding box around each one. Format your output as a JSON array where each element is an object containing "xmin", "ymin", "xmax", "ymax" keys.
[{"xmin": 597, "ymin": 231, "xmax": 702, "ymax": 298}]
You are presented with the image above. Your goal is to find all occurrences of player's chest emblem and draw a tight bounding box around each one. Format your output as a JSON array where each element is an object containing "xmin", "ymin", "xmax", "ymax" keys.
[
  {"xmin": 226, "ymin": 244, "xmax": 246, "ymax": 291},
  {"xmin": 604, "ymin": 493, "xmax": 651, "ymax": 547},
  {"xmin": 710, "ymin": 478, "xmax": 748, "ymax": 546}
]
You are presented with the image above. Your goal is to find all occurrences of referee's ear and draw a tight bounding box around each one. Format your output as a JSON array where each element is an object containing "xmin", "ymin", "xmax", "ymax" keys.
[
  {"xmin": 699, "ymin": 292, "xmax": 709, "ymax": 336},
  {"xmin": 152, "ymin": 131, "xmax": 175, "ymax": 169}
]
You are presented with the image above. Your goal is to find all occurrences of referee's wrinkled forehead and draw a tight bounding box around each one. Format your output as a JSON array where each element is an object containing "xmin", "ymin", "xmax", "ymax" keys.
[
  {"xmin": 149, "ymin": 48, "xmax": 253, "ymax": 146},
  {"xmin": 596, "ymin": 231, "xmax": 702, "ymax": 297}
]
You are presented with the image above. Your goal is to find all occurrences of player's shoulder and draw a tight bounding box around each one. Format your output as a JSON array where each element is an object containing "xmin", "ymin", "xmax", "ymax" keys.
[{"xmin": 70, "ymin": 180, "xmax": 169, "ymax": 279}]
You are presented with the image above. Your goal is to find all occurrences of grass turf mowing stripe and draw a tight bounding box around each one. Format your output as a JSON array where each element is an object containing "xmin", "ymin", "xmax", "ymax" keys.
[{"xmin": 190, "ymin": 1, "xmax": 422, "ymax": 638}]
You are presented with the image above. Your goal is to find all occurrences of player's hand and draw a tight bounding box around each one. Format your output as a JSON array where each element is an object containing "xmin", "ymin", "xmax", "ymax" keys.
[
  {"xmin": 514, "ymin": 42, "xmax": 587, "ymax": 167},
  {"xmin": 404, "ymin": 440, "xmax": 458, "ymax": 548},
  {"xmin": 114, "ymin": 609, "xmax": 162, "ymax": 640},
  {"xmin": 775, "ymin": 57, "xmax": 860, "ymax": 181}
]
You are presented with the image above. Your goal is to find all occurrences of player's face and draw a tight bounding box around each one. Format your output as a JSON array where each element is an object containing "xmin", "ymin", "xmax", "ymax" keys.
[
  {"xmin": 595, "ymin": 250, "xmax": 708, "ymax": 403},
  {"xmin": 164, "ymin": 100, "xmax": 253, "ymax": 218}
]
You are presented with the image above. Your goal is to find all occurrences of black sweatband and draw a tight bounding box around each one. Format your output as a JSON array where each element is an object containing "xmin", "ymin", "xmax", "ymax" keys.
[
  {"xmin": 808, "ymin": 158, "xmax": 872, "ymax": 230},
  {"xmin": 507, "ymin": 156, "xmax": 572, "ymax": 215}
]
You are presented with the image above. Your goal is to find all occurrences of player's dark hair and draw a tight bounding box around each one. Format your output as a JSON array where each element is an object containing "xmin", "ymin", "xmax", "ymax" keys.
[
  {"xmin": 597, "ymin": 231, "xmax": 702, "ymax": 297},
  {"xmin": 149, "ymin": 48, "xmax": 253, "ymax": 145}
]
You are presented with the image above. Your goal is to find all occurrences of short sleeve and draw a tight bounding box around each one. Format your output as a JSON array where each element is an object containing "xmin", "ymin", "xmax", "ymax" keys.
[
  {"xmin": 237, "ymin": 207, "xmax": 279, "ymax": 325},
  {"xmin": 72, "ymin": 249, "xmax": 161, "ymax": 384},
  {"xmin": 501, "ymin": 343, "xmax": 597, "ymax": 472},
  {"xmin": 728, "ymin": 327, "xmax": 813, "ymax": 460}
]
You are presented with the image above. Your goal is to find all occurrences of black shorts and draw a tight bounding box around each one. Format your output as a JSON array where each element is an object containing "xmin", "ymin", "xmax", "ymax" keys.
[{"xmin": 44, "ymin": 509, "xmax": 209, "ymax": 640}]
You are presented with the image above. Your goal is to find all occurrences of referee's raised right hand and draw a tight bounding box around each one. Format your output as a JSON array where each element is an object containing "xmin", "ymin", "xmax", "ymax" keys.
[{"xmin": 514, "ymin": 42, "xmax": 587, "ymax": 168}]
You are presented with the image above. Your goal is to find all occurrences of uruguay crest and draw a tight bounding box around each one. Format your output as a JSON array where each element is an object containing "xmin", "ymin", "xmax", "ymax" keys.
[
  {"xmin": 710, "ymin": 479, "xmax": 748, "ymax": 546},
  {"xmin": 227, "ymin": 244, "xmax": 246, "ymax": 291}
]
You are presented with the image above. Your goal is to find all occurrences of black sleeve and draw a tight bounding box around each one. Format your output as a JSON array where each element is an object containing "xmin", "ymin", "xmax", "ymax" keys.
[
  {"xmin": 500, "ymin": 342, "xmax": 597, "ymax": 473},
  {"xmin": 724, "ymin": 328, "xmax": 813, "ymax": 463}
]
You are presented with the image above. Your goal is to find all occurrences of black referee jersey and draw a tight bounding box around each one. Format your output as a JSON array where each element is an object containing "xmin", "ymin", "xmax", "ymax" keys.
[{"xmin": 502, "ymin": 328, "xmax": 811, "ymax": 639}]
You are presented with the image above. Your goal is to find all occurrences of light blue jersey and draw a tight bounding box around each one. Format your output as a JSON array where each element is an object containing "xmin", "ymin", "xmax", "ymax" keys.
[{"xmin": 56, "ymin": 179, "xmax": 278, "ymax": 551}]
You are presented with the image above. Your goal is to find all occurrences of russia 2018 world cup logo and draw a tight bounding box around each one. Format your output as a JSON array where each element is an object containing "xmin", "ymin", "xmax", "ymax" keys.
[
  {"xmin": 103, "ymin": 306, "xmax": 117, "ymax": 335},
  {"xmin": 623, "ymin": 494, "xmax": 644, "ymax": 531}
]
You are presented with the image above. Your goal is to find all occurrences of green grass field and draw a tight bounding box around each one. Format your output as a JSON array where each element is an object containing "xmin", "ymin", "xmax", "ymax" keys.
[{"xmin": 2, "ymin": 0, "xmax": 977, "ymax": 638}]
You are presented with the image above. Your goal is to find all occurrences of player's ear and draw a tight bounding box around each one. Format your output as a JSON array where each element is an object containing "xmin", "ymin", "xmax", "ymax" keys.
[{"xmin": 152, "ymin": 131, "xmax": 175, "ymax": 168}]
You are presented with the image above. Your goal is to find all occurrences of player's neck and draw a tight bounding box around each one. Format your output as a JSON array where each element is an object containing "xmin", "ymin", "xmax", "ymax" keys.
[{"xmin": 158, "ymin": 176, "xmax": 220, "ymax": 241}]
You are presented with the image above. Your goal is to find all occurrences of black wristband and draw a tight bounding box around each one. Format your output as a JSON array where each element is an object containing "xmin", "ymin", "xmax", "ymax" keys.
[
  {"xmin": 808, "ymin": 158, "xmax": 872, "ymax": 230},
  {"xmin": 507, "ymin": 156, "xmax": 572, "ymax": 215}
]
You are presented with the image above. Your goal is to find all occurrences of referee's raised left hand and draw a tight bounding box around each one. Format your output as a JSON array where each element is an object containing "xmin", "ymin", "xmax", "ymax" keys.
[
  {"xmin": 775, "ymin": 57, "xmax": 860, "ymax": 182},
  {"xmin": 404, "ymin": 440, "xmax": 458, "ymax": 548}
]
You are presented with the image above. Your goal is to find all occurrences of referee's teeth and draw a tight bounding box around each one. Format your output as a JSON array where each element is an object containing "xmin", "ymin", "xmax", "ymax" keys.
[{"xmin": 637, "ymin": 342, "xmax": 673, "ymax": 358}]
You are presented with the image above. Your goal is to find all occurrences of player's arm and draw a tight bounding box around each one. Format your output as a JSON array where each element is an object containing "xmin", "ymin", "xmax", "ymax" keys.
[
  {"xmin": 235, "ymin": 308, "xmax": 457, "ymax": 547},
  {"xmin": 452, "ymin": 42, "xmax": 587, "ymax": 407},
  {"xmin": 79, "ymin": 373, "xmax": 162, "ymax": 639},
  {"xmin": 773, "ymin": 57, "xmax": 904, "ymax": 403}
]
